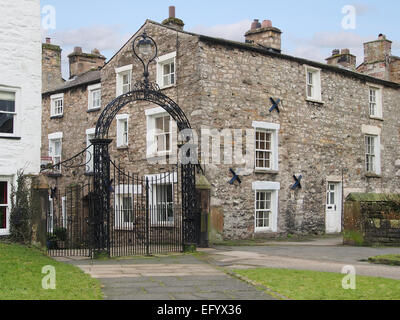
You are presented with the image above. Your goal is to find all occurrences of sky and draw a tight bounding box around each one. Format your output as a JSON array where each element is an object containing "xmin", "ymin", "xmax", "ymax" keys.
[{"xmin": 40, "ymin": 0, "xmax": 400, "ymax": 79}]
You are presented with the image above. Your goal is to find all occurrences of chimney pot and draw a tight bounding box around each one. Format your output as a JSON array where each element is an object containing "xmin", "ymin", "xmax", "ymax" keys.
[
  {"xmin": 91, "ymin": 48, "xmax": 101, "ymax": 55},
  {"xmin": 74, "ymin": 46, "xmax": 83, "ymax": 54},
  {"xmin": 332, "ymin": 49, "xmax": 340, "ymax": 55},
  {"xmin": 261, "ymin": 20, "xmax": 272, "ymax": 28},
  {"xmin": 169, "ymin": 6, "xmax": 175, "ymax": 18},
  {"xmin": 341, "ymin": 48, "xmax": 350, "ymax": 54},
  {"xmin": 251, "ymin": 19, "xmax": 260, "ymax": 30},
  {"xmin": 46, "ymin": 37, "xmax": 51, "ymax": 44}
]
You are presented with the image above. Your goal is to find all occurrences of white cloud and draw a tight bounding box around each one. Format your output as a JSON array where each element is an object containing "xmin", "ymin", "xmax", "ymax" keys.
[
  {"xmin": 285, "ymin": 31, "xmax": 375, "ymax": 65},
  {"xmin": 189, "ymin": 19, "xmax": 251, "ymax": 42},
  {"xmin": 352, "ymin": 3, "xmax": 375, "ymax": 16}
]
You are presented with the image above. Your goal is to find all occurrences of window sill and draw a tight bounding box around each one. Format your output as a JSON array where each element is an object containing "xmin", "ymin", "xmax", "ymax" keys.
[
  {"xmin": 159, "ymin": 84, "xmax": 176, "ymax": 91},
  {"xmin": 147, "ymin": 152, "xmax": 173, "ymax": 160},
  {"xmin": 306, "ymin": 98, "xmax": 324, "ymax": 105},
  {"xmin": 369, "ymin": 116, "xmax": 384, "ymax": 121},
  {"xmin": 365, "ymin": 173, "xmax": 382, "ymax": 179},
  {"xmin": 44, "ymin": 173, "xmax": 63, "ymax": 178},
  {"xmin": 255, "ymin": 229, "xmax": 276, "ymax": 234},
  {"xmin": 117, "ymin": 146, "xmax": 129, "ymax": 150},
  {"xmin": 255, "ymin": 169, "xmax": 279, "ymax": 175},
  {"xmin": 50, "ymin": 115, "xmax": 63, "ymax": 120},
  {"xmin": 151, "ymin": 223, "xmax": 175, "ymax": 228},
  {"xmin": 87, "ymin": 108, "xmax": 101, "ymax": 113},
  {"xmin": 0, "ymin": 136, "xmax": 21, "ymax": 140}
]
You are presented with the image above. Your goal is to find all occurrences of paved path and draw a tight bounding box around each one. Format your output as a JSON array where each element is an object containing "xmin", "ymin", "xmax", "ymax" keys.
[
  {"xmin": 57, "ymin": 255, "xmax": 274, "ymax": 300},
  {"xmin": 201, "ymin": 238, "xmax": 400, "ymax": 280}
]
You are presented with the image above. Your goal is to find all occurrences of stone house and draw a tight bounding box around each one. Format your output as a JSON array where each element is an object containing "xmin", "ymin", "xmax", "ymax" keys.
[
  {"xmin": 0, "ymin": 0, "xmax": 42, "ymax": 236},
  {"xmin": 41, "ymin": 8, "xmax": 400, "ymax": 240}
]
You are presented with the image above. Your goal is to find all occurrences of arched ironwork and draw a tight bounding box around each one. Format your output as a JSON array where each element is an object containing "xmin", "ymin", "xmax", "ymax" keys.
[{"xmin": 91, "ymin": 82, "xmax": 199, "ymax": 256}]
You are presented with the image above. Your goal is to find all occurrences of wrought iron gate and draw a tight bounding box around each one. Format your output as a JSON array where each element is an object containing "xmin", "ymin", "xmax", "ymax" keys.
[{"xmin": 43, "ymin": 153, "xmax": 193, "ymax": 258}]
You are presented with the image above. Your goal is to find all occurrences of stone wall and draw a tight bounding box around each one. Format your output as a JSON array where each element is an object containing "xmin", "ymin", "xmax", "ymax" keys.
[
  {"xmin": 344, "ymin": 193, "xmax": 400, "ymax": 246},
  {"xmin": 196, "ymin": 37, "xmax": 400, "ymax": 239}
]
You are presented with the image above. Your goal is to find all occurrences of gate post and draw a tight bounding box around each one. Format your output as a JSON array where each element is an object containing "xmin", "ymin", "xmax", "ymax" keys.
[
  {"xmin": 91, "ymin": 138, "xmax": 113, "ymax": 258},
  {"xmin": 182, "ymin": 164, "xmax": 200, "ymax": 249},
  {"xmin": 196, "ymin": 174, "xmax": 211, "ymax": 248}
]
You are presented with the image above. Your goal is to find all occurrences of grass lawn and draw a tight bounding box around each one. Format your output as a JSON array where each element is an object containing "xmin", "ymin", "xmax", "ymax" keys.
[
  {"xmin": 0, "ymin": 242, "xmax": 103, "ymax": 300},
  {"xmin": 369, "ymin": 255, "xmax": 400, "ymax": 266},
  {"xmin": 234, "ymin": 268, "xmax": 400, "ymax": 300}
]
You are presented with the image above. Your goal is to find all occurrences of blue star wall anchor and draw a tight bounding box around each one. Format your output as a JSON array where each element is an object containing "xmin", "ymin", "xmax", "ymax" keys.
[
  {"xmin": 290, "ymin": 175, "xmax": 302, "ymax": 190},
  {"xmin": 269, "ymin": 97, "xmax": 282, "ymax": 114},
  {"xmin": 229, "ymin": 168, "xmax": 242, "ymax": 185}
]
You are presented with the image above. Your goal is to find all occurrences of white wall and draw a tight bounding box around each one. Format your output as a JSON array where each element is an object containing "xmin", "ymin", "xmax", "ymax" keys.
[
  {"xmin": 0, "ymin": 0, "xmax": 41, "ymax": 235},
  {"xmin": 0, "ymin": 0, "xmax": 42, "ymax": 177}
]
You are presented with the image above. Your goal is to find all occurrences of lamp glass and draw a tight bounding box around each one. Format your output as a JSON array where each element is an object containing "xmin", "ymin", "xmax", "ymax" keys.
[{"xmin": 137, "ymin": 38, "xmax": 153, "ymax": 56}]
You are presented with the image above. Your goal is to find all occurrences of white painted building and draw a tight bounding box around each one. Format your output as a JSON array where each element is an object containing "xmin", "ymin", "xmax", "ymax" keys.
[{"xmin": 0, "ymin": 0, "xmax": 42, "ymax": 236}]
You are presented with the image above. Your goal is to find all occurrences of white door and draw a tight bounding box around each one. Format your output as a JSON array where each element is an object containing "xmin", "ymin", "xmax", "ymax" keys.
[{"xmin": 326, "ymin": 182, "xmax": 342, "ymax": 234}]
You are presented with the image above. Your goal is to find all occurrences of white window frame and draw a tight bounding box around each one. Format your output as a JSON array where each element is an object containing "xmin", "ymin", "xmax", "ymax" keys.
[
  {"xmin": 146, "ymin": 172, "xmax": 178, "ymax": 227},
  {"xmin": 48, "ymin": 196, "xmax": 54, "ymax": 233},
  {"xmin": 86, "ymin": 128, "xmax": 95, "ymax": 173},
  {"xmin": 48, "ymin": 132, "xmax": 63, "ymax": 172},
  {"xmin": 116, "ymin": 114, "xmax": 129, "ymax": 148},
  {"xmin": 61, "ymin": 196, "xmax": 67, "ymax": 228},
  {"xmin": 146, "ymin": 107, "xmax": 175, "ymax": 158},
  {"xmin": 252, "ymin": 122, "xmax": 280, "ymax": 172},
  {"xmin": 50, "ymin": 93, "xmax": 64, "ymax": 117},
  {"xmin": 368, "ymin": 85, "xmax": 383, "ymax": 119},
  {"xmin": 362, "ymin": 125, "xmax": 382, "ymax": 175},
  {"xmin": 115, "ymin": 65, "xmax": 133, "ymax": 97},
  {"xmin": 156, "ymin": 52, "xmax": 176, "ymax": 89},
  {"xmin": 114, "ymin": 184, "xmax": 142, "ymax": 229},
  {"xmin": 0, "ymin": 86, "xmax": 20, "ymax": 138},
  {"xmin": 88, "ymin": 83, "xmax": 101, "ymax": 111},
  {"xmin": 305, "ymin": 66, "xmax": 322, "ymax": 102},
  {"xmin": 0, "ymin": 176, "xmax": 12, "ymax": 236},
  {"xmin": 252, "ymin": 181, "xmax": 280, "ymax": 233}
]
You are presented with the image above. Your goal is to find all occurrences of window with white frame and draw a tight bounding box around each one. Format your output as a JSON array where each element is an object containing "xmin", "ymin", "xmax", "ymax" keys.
[
  {"xmin": 0, "ymin": 88, "xmax": 18, "ymax": 136},
  {"xmin": 157, "ymin": 52, "xmax": 176, "ymax": 89},
  {"xmin": 88, "ymin": 83, "xmax": 101, "ymax": 110},
  {"xmin": 0, "ymin": 177, "xmax": 11, "ymax": 235},
  {"xmin": 86, "ymin": 128, "xmax": 95, "ymax": 173},
  {"xmin": 50, "ymin": 93, "xmax": 64, "ymax": 117},
  {"xmin": 362, "ymin": 125, "xmax": 382, "ymax": 175},
  {"xmin": 146, "ymin": 107, "xmax": 174, "ymax": 158},
  {"xmin": 305, "ymin": 66, "xmax": 322, "ymax": 102},
  {"xmin": 48, "ymin": 132, "xmax": 63, "ymax": 172},
  {"xmin": 253, "ymin": 182, "xmax": 280, "ymax": 233},
  {"xmin": 369, "ymin": 86, "xmax": 383, "ymax": 118},
  {"xmin": 116, "ymin": 114, "xmax": 129, "ymax": 148},
  {"xmin": 114, "ymin": 184, "xmax": 142, "ymax": 228},
  {"xmin": 252, "ymin": 122, "xmax": 280, "ymax": 171},
  {"xmin": 115, "ymin": 65, "xmax": 132, "ymax": 96},
  {"xmin": 147, "ymin": 172, "xmax": 177, "ymax": 226},
  {"xmin": 365, "ymin": 135, "xmax": 377, "ymax": 173}
]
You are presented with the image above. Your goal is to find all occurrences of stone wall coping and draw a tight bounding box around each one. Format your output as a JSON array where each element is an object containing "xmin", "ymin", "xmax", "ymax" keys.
[{"xmin": 346, "ymin": 193, "xmax": 400, "ymax": 203}]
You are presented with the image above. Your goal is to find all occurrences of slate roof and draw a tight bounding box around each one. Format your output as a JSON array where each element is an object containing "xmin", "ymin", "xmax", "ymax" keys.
[{"xmin": 43, "ymin": 69, "xmax": 101, "ymax": 95}]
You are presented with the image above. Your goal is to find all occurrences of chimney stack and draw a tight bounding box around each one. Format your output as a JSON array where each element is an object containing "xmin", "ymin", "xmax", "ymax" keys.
[
  {"xmin": 356, "ymin": 34, "xmax": 393, "ymax": 81},
  {"xmin": 42, "ymin": 39, "xmax": 64, "ymax": 92},
  {"xmin": 245, "ymin": 19, "xmax": 282, "ymax": 53},
  {"xmin": 162, "ymin": 6, "xmax": 185, "ymax": 30},
  {"xmin": 68, "ymin": 47, "xmax": 106, "ymax": 79},
  {"xmin": 325, "ymin": 48, "xmax": 356, "ymax": 70}
]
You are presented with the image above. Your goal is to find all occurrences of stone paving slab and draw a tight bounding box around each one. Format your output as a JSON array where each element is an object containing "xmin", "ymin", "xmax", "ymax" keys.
[{"xmin": 64, "ymin": 255, "xmax": 274, "ymax": 300}]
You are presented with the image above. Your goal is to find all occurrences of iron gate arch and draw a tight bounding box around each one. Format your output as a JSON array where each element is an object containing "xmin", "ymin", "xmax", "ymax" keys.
[{"xmin": 90, "ymin": 81, "xmax": 199, "ymax": 257}]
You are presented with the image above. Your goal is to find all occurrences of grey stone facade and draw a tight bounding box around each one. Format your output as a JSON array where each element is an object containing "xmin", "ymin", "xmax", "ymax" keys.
[{"xmin": 41, "ymin": 18, "xmax": 400, "ymax": 240}]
